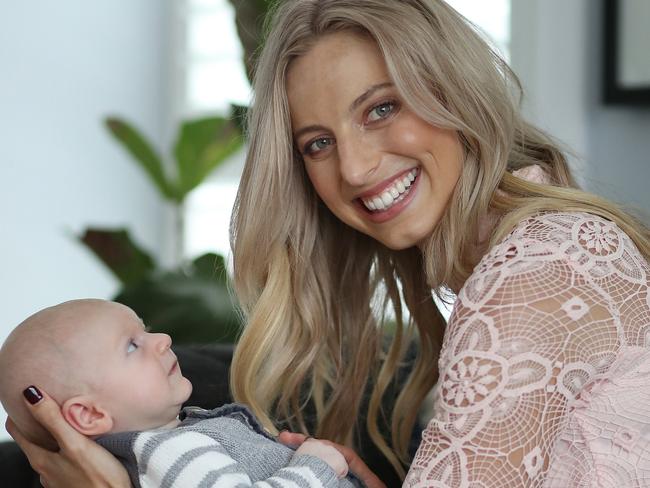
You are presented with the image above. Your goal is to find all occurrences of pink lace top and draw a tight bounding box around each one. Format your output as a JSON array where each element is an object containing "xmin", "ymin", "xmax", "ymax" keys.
[{"xmin": 404, "ymin": 210, "xmax": 650, "ymax": 487}]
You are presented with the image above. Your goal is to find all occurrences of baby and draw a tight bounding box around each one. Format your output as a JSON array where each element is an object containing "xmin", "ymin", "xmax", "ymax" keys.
[{"xmin": 0, "ymin": 299, "xmax": 358, "ymax": 488}]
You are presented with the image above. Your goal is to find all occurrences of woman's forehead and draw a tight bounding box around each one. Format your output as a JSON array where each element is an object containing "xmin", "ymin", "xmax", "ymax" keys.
[
  {"xmin": 286, "ymin": 32, "xmax": 391, "ymax": 121},
  {"xmin": 287, "ymin": 31, "xmax": 385, "ymax": 83}
]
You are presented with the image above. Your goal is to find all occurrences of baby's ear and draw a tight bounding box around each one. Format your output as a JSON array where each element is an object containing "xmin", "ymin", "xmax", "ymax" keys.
[{"xmin": 62, "ymin": 396, "xmax": 114, "ymax": 437}]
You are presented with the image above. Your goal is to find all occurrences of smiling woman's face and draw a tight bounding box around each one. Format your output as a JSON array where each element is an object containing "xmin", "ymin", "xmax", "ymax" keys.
[{"xmin": 286, "ymin": 31, "xmax": 464, "ymax": 250}]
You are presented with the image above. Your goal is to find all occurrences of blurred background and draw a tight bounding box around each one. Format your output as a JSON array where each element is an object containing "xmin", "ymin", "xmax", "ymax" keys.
[{"xmin": 1, "ymin": 0, "xmax": 649, "ymax": 439}]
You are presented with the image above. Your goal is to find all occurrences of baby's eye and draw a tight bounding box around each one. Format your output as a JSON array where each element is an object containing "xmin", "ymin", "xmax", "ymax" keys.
[
  {"xmin": 127, "ymin": 340, "xmax": 138, "ymax": 354},
  {"xmin": 367, "ymin": 101, "xmax": 396, "ymax": 122}
]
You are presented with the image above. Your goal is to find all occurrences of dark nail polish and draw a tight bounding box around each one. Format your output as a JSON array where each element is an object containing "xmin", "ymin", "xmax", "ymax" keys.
[{"xmin": 23, "ymin": 386, "xmax": 43, "ymax": 405}]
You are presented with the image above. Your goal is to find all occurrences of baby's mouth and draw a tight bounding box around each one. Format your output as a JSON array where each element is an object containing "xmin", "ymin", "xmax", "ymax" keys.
[{"xmin": 168, "ymin": 360, "xmax": 178, "ymax": 376}]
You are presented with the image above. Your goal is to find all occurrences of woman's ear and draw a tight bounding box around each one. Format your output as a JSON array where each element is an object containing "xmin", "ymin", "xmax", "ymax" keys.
[{"xmin": 62, "ymin": 396, "xmax": 114, "ymax": 437}]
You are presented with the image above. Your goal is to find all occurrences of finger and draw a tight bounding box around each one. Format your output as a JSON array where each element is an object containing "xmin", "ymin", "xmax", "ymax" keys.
[
  {"xmin": 278, "ymin": 431, "xmax": 308, "ymax": 448},
  {"xmin": 316, "ymin": 440, "xmax": 386, "ymax": 488},
  {"xmin": 21, "ymin": 386, "xmax": 78, "ymax": 450},
  {"xmin": 347, "ymin": 461, "xmax": 385, "ymax": 488},
  {"xmin": 5, "ymin": 416, "xmax": 16, "ymax": 435},
  {"xmin": 6, "ymin": 417, "xmax": 54, "ymax": 472}
]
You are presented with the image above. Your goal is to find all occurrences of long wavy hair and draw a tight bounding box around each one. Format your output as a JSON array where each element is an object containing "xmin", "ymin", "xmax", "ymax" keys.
[{"xmin": 230, "ymin": 0, "xmax": 650, "ymax": 478}]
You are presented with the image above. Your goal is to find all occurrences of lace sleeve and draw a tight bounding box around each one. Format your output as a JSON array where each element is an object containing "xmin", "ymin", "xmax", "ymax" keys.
[{"xmin": 404, "ymin": 212, "xmax": 648, "ymax": 487}]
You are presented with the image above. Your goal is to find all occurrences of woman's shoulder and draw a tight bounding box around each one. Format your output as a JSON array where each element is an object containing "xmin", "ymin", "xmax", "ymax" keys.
[
  {"xmin": 456, "ymin": 210, "xmax": 649, "ymax": 326},
  {"xmin": 505, "ymin": 210, "xmax": 627, "ymax": 247},
  {"xmin": 480, "ymin": 210, "xmax": 648, "ymax": 278},
  {"xmin": 444, "ymin": 210, "xmax": 649, "ymax": 394}
]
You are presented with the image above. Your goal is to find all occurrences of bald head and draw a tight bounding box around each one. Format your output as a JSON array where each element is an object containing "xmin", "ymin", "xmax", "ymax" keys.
[{"xmin": 0, "ymin": 299, "xmax": 122, "ymax": 448}]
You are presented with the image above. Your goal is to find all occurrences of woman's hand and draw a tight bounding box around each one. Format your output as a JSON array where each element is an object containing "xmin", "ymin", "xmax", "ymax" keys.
[
  {"xmin": 278, "ymin": 431, "xmax": 386, "ymax": 488},
  {"xmin": 6, "ymin": 386, "xmax": 131, "ymax": 488}
]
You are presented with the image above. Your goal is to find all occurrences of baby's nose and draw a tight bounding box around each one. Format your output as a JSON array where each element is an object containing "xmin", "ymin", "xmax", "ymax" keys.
[{"xmin": 152, "ymin": 332, "xmax": 172, "ymax": 352}]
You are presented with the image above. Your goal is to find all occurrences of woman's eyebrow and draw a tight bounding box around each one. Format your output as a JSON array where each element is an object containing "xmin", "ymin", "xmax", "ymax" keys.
[
  {"xmin": 293, "ymin": 82, "xmax": 394, "ymax": 140},
  {"xmin": 348, "ymin": 82, "xmax": 393, "ymax": 113},
  {"xmin": 294, "ymin": 124, "xmax": 328, "ymax": 141}
]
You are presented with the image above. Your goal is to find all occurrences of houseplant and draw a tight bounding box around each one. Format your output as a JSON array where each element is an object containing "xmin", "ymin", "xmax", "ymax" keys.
[{"xmin": 80, "ymin": 114, "xmax": 243, "ymax": 344}]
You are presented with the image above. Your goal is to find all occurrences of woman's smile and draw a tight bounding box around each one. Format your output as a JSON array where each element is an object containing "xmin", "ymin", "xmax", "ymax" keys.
[{"xmin": 355, "ymin": 167, "xmax": 420, "ymax": 223}]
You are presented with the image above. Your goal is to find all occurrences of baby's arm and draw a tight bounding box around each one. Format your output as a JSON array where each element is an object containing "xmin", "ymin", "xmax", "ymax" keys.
[
  {"xmin": 294, "ymin": 438, "xmax": 349, "ymax": 479},
  {"xmin": 116, "ymin": 429, "xmax": 351, "ymax": 488}
]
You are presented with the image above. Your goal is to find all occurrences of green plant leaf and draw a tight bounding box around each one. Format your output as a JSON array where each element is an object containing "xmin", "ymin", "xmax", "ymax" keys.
[
  {"xmin": 105, "ymin": 117, "xmax": 175, "ymax": 201},
  {"xmin": 79, "ymin": 228, "xmax": 156, "ymax": 286},
  {"xmin": 115, "ymin": 267, "xmax": 241, "ymax": 344},
  {"xmin": 173, "ymin": 117, "xmax": 242, "ymax": 199},
  {"xmin": 192, "ymin": 252, "xmax": 229, "ymax": 285}
]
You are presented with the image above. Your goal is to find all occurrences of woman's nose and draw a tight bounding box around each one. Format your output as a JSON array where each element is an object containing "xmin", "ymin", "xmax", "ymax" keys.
[{"xmin": 337, "ymin": 136, "xmax": 379, "ymax": 186}]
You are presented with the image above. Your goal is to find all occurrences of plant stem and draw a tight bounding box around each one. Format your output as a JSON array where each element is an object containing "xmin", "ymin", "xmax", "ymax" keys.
[{"xmin": 174, "ymin": 201, "xmax": 185, "ymax": 266}]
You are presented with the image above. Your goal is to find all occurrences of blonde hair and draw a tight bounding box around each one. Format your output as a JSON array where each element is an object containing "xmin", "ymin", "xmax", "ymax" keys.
[{"xmin": 230, "ymin": 0, "xmax": 650, "ymax": 478}]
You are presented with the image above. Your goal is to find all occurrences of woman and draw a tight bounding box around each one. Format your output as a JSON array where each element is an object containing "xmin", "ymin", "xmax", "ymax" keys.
[{"xmin": 8, "ymin": 0, "xmax": 650, "ymax": 486}]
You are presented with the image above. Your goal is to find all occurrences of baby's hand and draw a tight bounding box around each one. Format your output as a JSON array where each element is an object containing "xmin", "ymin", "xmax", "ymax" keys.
[{"xmin": 295, "ymin": 438, "xmax": 349, "ymax": 478}]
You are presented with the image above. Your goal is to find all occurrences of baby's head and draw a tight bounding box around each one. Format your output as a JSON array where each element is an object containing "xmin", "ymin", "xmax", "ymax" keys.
[{"xmin": 0, "ymin": 299, "xmax": 192, "ymax": 449}]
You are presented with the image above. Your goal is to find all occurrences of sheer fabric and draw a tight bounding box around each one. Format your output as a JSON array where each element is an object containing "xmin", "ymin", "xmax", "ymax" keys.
[{"xmin": 405, "ymin": 211, "xmax": 650, "ymax": 487}]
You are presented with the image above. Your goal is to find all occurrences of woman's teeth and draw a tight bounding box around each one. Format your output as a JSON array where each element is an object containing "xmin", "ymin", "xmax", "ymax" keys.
[{"xmin": 362, "ymin": 169, "xmax": 418, "ymax": 212}]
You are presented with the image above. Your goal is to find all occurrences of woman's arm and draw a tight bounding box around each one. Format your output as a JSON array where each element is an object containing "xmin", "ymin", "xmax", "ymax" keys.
[{"xmin": 7, "ymin": 387, "xmax": 131, "ymax": 488}]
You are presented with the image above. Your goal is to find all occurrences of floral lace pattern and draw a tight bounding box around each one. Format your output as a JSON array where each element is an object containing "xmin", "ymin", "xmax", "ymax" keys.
[{"xmin": 404, "ymin": 212, "xmax": 650, "ymax": 487}]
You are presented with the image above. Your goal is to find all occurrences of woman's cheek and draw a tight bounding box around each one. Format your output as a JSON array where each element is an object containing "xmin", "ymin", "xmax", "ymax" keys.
[{"xmin": 306, "ymin": 165, "xmax": 337, "ymax": 206}]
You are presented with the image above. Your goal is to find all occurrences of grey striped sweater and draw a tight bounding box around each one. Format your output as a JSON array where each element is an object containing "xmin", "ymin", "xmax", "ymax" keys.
[{"xmin": 97, "ymin": 404, "xmax": 361, "ymax": 488}]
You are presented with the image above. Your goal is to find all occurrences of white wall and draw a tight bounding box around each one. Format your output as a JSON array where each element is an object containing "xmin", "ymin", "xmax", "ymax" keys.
[
  {"xmin": 0, "ymin": 1, "xmax": 171, "ymax": 439},
  {"xmin": 511, "ymin": 0, "xmax": 650, "ymax": 213}
]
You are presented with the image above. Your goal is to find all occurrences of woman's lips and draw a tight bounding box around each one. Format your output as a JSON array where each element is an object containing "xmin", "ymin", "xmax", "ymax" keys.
[
  {"xmin": 359, "ymin": 168, "xmax": 418, "ymax": 212},
  {"xmin": 355, "ymin": 168, "xmax": 420, "ymax": 223},
  {"xmin": 356, "ymin": 167, "xmax": 419, "ymax": 201}
]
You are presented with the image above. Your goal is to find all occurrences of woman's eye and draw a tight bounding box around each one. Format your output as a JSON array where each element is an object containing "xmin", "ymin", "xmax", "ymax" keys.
[
  {"xmin": 127, "ymin": 341, "xmax": 138, "ymax": 354},
  {"xmin": 305, "ymin": 137, "xmax": 333, "ymax": 156},
  {"xmin": 367, "ymin": 101, "xmax": 395, "ymax": 122}
]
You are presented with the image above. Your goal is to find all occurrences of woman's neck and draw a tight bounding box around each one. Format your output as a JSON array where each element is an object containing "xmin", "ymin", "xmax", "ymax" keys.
[
  {"xmin": 448, "ymin": 209, "xmax": 502, "ymax": 295},
  {"xmin": 429, "ymin": 166, "xmax": 551, "ymax": 294}
]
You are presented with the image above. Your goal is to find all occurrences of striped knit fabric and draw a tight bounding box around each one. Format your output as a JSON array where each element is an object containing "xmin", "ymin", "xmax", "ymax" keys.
[{"xmin": 97, "ymin": 404, "xmax": 360, "ymax": 488}]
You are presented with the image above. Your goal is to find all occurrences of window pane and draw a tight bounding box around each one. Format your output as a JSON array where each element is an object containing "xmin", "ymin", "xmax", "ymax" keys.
[
  {"xmin": 188, "ymin": 0, "xmax": 221, "ymax": 9},
  {"xmin": 187, "ymin": 60, "xmax": 251, "ymax": 111},
  {"xmin": 446, "ymin": 0, "xmax": 510, "ymax": 59},
  {"xmin": 188, "ymin": 10, "xmax": 241, "ymax": 58}
]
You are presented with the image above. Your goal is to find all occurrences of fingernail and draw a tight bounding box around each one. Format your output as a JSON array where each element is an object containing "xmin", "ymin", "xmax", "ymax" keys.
[{"xmin": 23, "ymin": 386, "xmax": 43, "ymax": 405}]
